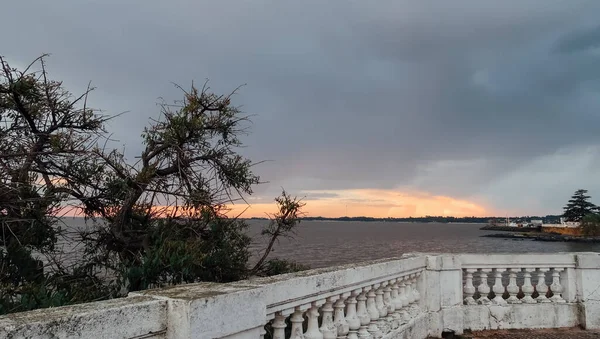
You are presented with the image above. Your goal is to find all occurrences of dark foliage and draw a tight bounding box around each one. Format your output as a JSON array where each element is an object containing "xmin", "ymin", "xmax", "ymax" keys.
[
  {"xmin": 563, "ymin": 189, "xmax": 597, "ymax": 222},
  {"xmin": 581, "ymin": 213, "xmax": 600, "ymax": 237},
  {"xmin": 0, "ymin": 55, "xmax": 307, "ymax": 315}
]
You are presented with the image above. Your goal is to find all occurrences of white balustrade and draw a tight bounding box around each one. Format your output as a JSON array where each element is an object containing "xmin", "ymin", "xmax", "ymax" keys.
[
  {"xmin": 375, "ymin": 283, "xmax": 388, "ymax": 335},
  {"xmin": 356, "ymin": 289, "xmax": 371, "ymax": 339},
  {"xmin": 258, "ymin": 261, "xmax": 426, "ymax": 339},
  {"xmin": 334, "ymin": 293, "xmax": 350, "ymax": 339},
  {"xmin": 3, "ymin": 253, "xmax": 599, "ymax": 339},
  {"xmin": 398, "ymin": 276, "xmax": 411, "ymax": 323},
  {"xmin": 549, "ymin": 268, "xmax": 565, "ymax": 303},
  {"xmin": 383, "ymin": 280, "xmax": 396, "ymax": 330},
  {"xmin": 461, "ymin": 259, "xmax": 572, "ymax": 306},
  {"xmin": 389, "ymin": 279, "xmax": 402, "ymax": 328},
  {"xmin": 492, "ymin": 268, "xmax": 507, "ymax": 305},
  {"xmin": 305, "ymin": 302, "xmax": 324, "ymax": 339},
  {"xmin": 506, "ymin": 268, "xmax": 520, "ymax": 304},
  {"xmin": 258, "ymin": 257, "xmax": 577, "ymax": 339},
  {"xmin": 260, "ymin": 255, "xmax": 577, "ymax": 339},
  {"xmin": 321, "ymin": 297, "xmax": 337, "ymax": 339},
  {"xmin": 412, "ymin": 272, "xmax": 421, "ymax": 310},
  {"xmin": 477, "ymin": 269, "xmax": 491, "ymax": 304},
  {"xmin": 406, "ymin": 275, "xmax": 415, "ymax": 306},
  {"xmin": 345, "ymin": 290, "xmax": 361, "ymax": 339},
  {"xmin": 535, "ymin": 268, "xmax": 550, "ymax": 303},
  {"xmin": 406, "ymin": 274, "xmax": 417, "ymax": 317},
  {"xmin": 522, "ymin": 268, "xmax": 536, "ymax": 303},
  {"xmin": 366, "ymin": 285, "xmax": 382, "ymax": 339},
  {"xmin": 463, "ymin": 269, "xmax": 477, "ymax": 305},
  {"xmin": 290, "ymin": 307, "xmax": 306, "ymax": 339},
  {"xmin": 272, "ymin": 312, "xmax": 287, "ymax": 339}
]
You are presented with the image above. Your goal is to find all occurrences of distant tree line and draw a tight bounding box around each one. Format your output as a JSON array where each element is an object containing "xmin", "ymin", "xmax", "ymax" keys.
[{"xmin": 247, "ymin": 215, "xmax": 565, "ymax": 224}]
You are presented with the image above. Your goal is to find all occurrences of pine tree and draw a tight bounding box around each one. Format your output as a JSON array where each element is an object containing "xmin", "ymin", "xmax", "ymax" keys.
[
  {"xmin": 563, "ymin": 189, "xmax": 597, "ymax": 222},
  {"xmin": 0, "ymin": 55, "xmax": 307, "ymax": 314}
]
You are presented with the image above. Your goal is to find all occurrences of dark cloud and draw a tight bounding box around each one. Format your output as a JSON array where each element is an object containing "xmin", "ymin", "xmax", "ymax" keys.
[
  {"xmin": 554, "ymin": 25, "xmax": 600, "ymax": 54},
  {"xmin": 3, "ymin": 0, "xmax": 600, "ymax": 214}
]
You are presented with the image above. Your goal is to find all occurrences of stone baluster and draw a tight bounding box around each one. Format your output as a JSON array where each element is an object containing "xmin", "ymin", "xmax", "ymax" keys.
[
  {"xmin": 477, "ymin": 269, "xmax": 491, "ymax": 304},
  {"xmin": 413, "ymin": 272, "xmax": 421, "ymax": 309},
  {"xmin": 492, "ymin": 268, "xmax": 507, "ymax": 305},
  {"xmin": 272, "ymin": 312, "xmax": 288, "ymax": 339},
  {"xmin": 521, "ymin": 268, "xmax": 536, "ymax": 304},
  {"xmin": 366, "ymin": 285, "xmax": 383, "ymax": 339},
  {"xmin": 405, "ymin": 275, "xmax": 416, "ymax": 313},
  {"xmin": 305, "ymin": 301, "xmax": 325, "ymax": 339},
  {"xmin": 384, "ymin": 279, "xmax": 398, "ymax": 330},
  {"xmin": 550, "ymin": 268, "xmax": 566, "ymax": 303},
  {"xmin": 356, "ymin": 288, "xmax": 372, "ymax": 339},
  {"xmin": 321, "ymin": 297, "xmax": 338, "ymax": 339},
  {"xmin": 398, "ymin": 276, "xmax": 410, "ymax": 323},
  {"xmin": 290, "ymin": 307, "xmax": 306, "ymax": 339},
  {"xmin": 506, "ymin": 268, "xmax": 521, "ymax": 304},
  {"xmin": 535, "ymin": 268, "xmax": 550, "ymax": 303},
  {"xmin": 463, "ymin": 269, "xmax": 477, "ymax": 305},
  {"xmin": 407, "ymin": 274, "xmax": 416, "ymax": 304},
  {"xmin": 346, "ymin": 290, "xmax": 361, "ymax": 339},
  {"xmin": 390, "ymin": 278, "xmax": 403, "ymax": 328},
  {"xmin": 375, "ymin": 283, "xmax": 389, "ymax": 334},
  {"xmin": 334, "ymin": 293, "xmax": 350, "ymax": 339}
]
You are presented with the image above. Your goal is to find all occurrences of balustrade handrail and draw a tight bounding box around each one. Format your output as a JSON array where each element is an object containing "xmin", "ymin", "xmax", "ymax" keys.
[
  {"xmin": 266, "ymin": 267, "xmax": 425, "ymax": 314},
  {"xmin": 267, "ymin": 254, "xmax": 427, "ymax": 315},
  {"xmin": 457, "ymin": 253, "xmax": 577, "ymax": 269},
  {"xmin": 2, "ymin": 252, "xmax": 600, "ymax": 339}
]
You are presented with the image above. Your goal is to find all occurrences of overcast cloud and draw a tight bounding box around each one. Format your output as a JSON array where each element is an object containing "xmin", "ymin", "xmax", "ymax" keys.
[{"xmin": 3, "ymin": 0, "xmax": 600, "ymax": 216}]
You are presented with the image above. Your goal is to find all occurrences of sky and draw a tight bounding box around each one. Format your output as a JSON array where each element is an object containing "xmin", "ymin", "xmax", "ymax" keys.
[{"xmin": 3, "ymin": 1, "xmax": 600, "ymax": 218}]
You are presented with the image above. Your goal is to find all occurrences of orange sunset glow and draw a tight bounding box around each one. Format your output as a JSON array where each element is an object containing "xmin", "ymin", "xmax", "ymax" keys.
[
  {"xmin": 228, "ymin": 189, "xmax": 491, "ymax": 218},
  {"xmin": 59, "ymin": 189, "xmax": 491, "ymax": 219}
]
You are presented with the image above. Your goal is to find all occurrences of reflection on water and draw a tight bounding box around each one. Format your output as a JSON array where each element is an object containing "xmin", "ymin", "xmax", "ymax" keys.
[{"xmin": 247, "ymin": 220, "xmax": 600, "ymax": 268}]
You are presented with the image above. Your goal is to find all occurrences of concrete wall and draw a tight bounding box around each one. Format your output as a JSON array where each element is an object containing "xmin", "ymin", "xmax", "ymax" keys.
[
  {"xmin": 0, "ymin": 296, "xmax": 167, "ymax": 339},
  {"xmin": 1, "ymin": 252, "xmax": 599, "ymax": 339}
]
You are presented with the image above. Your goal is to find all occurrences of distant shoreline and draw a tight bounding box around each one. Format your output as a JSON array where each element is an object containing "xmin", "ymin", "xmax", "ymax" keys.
[
  {"xmin": 248, "ymin": 215, "xmax": 562, "ymax": 224},
  {"xmin": 292, "ymin": 220, "xmax": 487, "ymax": 224},
  {"xmin": 483, "ymin": 232, "xmax": 600, "ymax": 243},
  {"xmin": 60, "ymin": 215, "xmax": 559, "ymax": 225},
  {"xmin": 479, "ymin": 225, "xmax": 541, "ymax": 232}
]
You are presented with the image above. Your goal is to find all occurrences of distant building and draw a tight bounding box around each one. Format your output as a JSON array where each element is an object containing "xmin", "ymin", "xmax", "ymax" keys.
[
  {"xmin": 543, "ymin": 217, "xmax": 580, "ymax": 228},
  {"xmin": 542, "ymin": 217, "xmax": 582, "ymax": 236}
]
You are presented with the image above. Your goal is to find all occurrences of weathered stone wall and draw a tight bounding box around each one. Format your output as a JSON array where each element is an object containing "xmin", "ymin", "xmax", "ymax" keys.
[
  {"xmin": 0, "ymin": 296, "xmax": 167, "ymax": 339},
  {"xmin": 0, "ymin": 252, "xmax": 599, "ymax": 339}
]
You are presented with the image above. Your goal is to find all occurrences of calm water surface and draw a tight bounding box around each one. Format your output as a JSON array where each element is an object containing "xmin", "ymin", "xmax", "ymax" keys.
[
  {"xmin": 246, "ymin": 220, "xmax": 600, "ymax": 268},
  {"xmin": 57, "ymin": 218, "xmax": 600, "ymax": 269}
]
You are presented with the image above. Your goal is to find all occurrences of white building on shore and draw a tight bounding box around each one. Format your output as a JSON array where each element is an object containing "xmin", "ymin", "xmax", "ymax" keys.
[{"xmin": 543, "ymin": 217, "xmax": 580, "ymax": 228}]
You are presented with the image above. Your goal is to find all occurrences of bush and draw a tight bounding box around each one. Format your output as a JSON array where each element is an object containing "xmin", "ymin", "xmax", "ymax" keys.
[{"xmin": 581, "ymin": 213, "xmax": 600, "ymax": 236}]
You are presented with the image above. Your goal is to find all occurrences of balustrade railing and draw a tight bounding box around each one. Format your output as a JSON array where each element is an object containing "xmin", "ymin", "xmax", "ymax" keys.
[
  {"xmin": 462, "ymin": 267, "xmax": 567, "ymax": 305},
  {"xmin": 2, "ymin": 252, "xmax": 600, "ymax": 339},
  {"xmin": 263, "ymin": 268, "xmax": 425, "ymax": 339},
  {"xmin": 458, "ymin": 254, "xmax": 575, "ymax": 306}
]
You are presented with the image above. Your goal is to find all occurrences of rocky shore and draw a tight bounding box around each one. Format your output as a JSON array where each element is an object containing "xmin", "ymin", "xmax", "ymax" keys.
[
  {"xmin": 479, "ymin": 225, "xmax": 541, "ymax": 232},
  {"xmin": 483, "ymin": 232, "xmax": 600, "ymax": 243}
]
